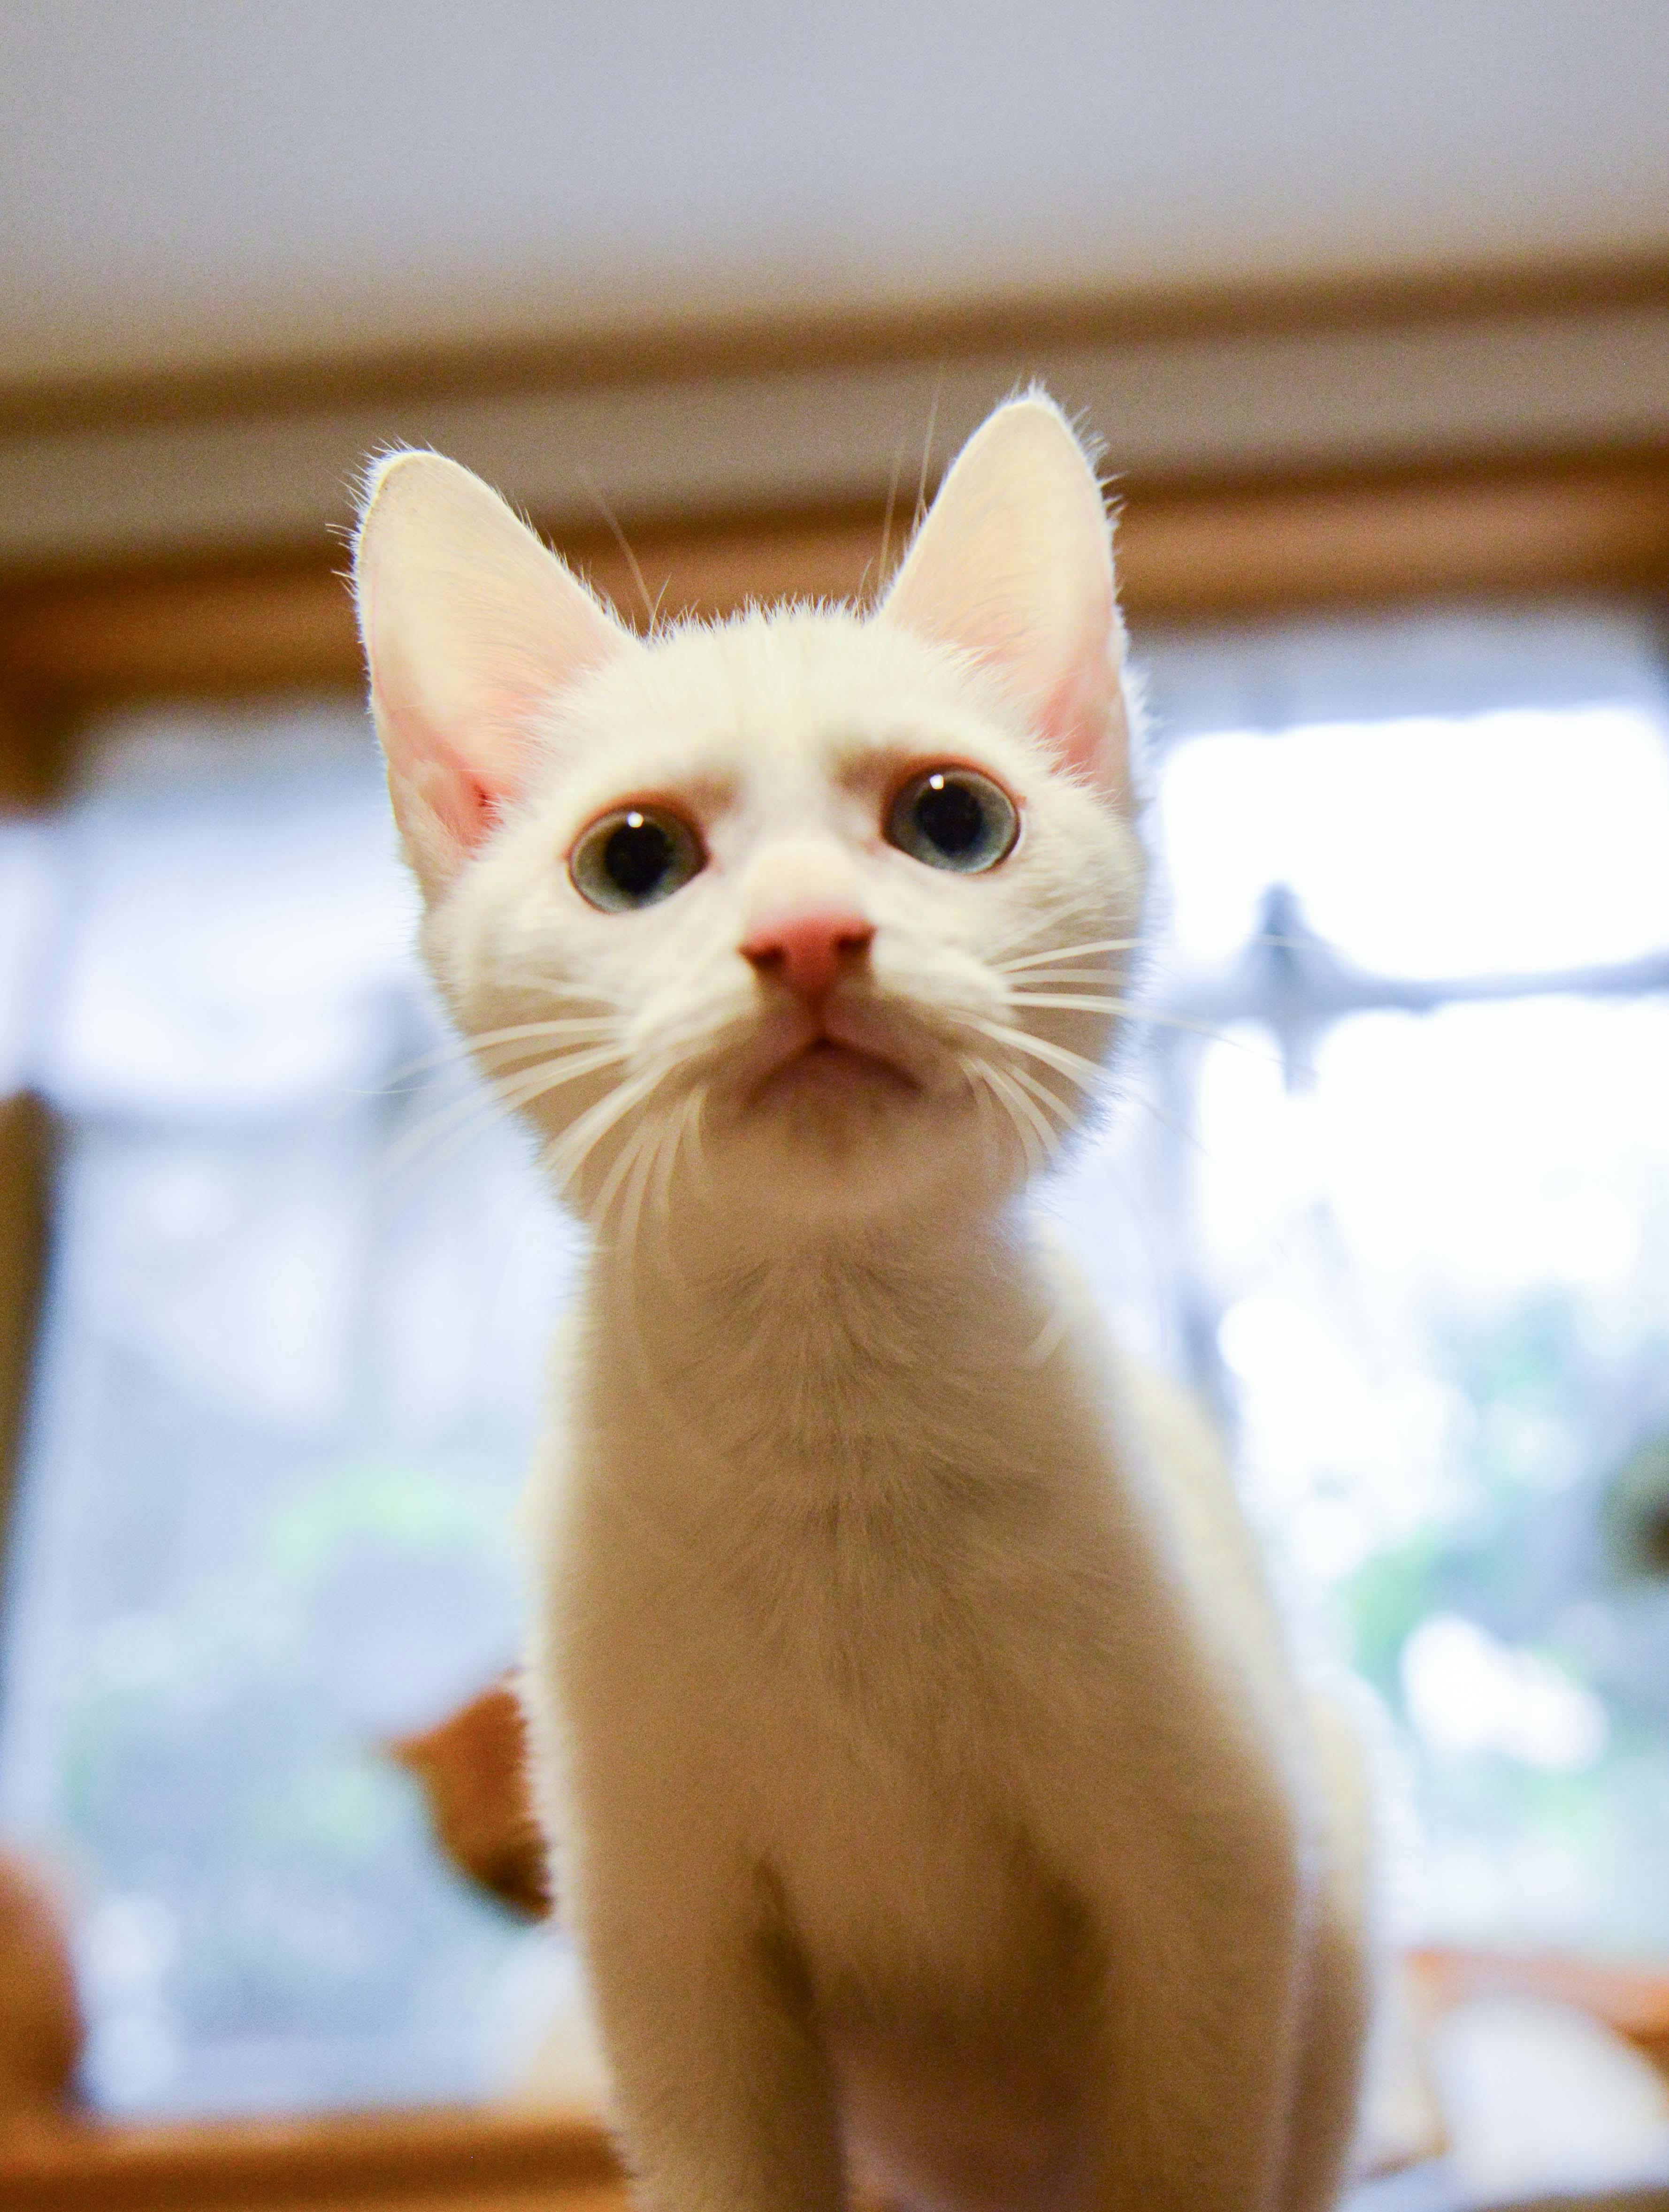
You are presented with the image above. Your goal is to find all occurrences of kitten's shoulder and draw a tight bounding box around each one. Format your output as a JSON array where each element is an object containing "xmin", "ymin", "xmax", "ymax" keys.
[{"xmin": 1032, "ymin": 1221, "xmax": 1286, "ymax": 1669}]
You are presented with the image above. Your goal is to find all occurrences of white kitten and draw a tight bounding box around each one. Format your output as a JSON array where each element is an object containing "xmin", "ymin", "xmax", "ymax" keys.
[{"xmin": 353, "ymin": 396, "xmax": 1374, "ymax": 2212}]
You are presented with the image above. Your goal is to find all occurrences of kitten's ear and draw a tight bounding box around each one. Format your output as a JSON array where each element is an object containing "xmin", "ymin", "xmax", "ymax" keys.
[
  {"xmin": 353, "ymin": 451, "xmax": 635, "ymax": 895},
  {"xmin": 879, "ymin": 395, "xmax": 1129, "ymax": 798}
]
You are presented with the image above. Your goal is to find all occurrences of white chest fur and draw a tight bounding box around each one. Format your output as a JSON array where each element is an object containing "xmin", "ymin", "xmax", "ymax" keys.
[{"xmin": 519, "ymin": 1230, "xmax": 1371, "ymax": 2212}]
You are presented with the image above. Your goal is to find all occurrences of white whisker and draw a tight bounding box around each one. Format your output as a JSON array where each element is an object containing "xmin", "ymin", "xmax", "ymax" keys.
[
  {"xmin": 1005, "ymin": 1061, "xmax": 1075, "ymax": 1130},
  {"xmin": 469, "ymin": 1017, "xmax": 623, "ymax": 1051},
  {"xmin": 961, "ymin": 1056, "xmax": 998, "ymax": 1155},
  {"xmin": 490, "ymin": 1043, "xmax": 635, "ymax": 1116},
  {"xmin": 595, "ymin": 1110, "xmax": 661, "ymax": 1248},
  {"xmin": 959, "ymin": 1017, "xmax": 1106, "ymax": 1093},
  {"xmin": 381, "ymin": 1022, "xmax": 620, "ymax": 1123},
  {"xmin": 995, "ymin": 970, "xmax": 1132, "ymax": 989},
  {"xmin": 993, "ymin": 938, "xmax": 1139, "ymax": 974},
  {"xmin": 655, "ymin": 1085, "xmax": 702, "ymax": 1227},
  {"xmin": 984, "ymin": 1061, "xmax": 1062, "ymax": 1169},
  {"xmin": 545, "ymin": 1063, "xmax": 670, "ymax": 1198},
  {"xmin": 377, "ymin": 1090, "xmax": 512, "ymax": 1190},
  {"xmin": 462, "ymin": 1044, "xmax": 630, "ymax": 1148},
  {"xmin": 961, "ymin": 1057, "xmax": 1043, "ymax": 1182},
  {"xmin": 1006, "ymin": 991, "xmax": 1286, "ymax": 1056},
  {"xmin": 618, "ymin": 1105, "xmax": 668, "ymax": 1274},
  {"xmin": 379, "ymin": 1017, "xmax": 619, "ymax": 1092},
  {"xmin": 683, "ymin": 1083, "xmax": 713, "ymax": 1204},
  {"xmin": 470, "ymin": 975, "xmax": 625, "ymax": 1016},
  {"xmin": 380, "ymin": 1043, "xmax": 627, "ymax": 1181},
  {"xmin": 1004, "ymin": 991, "xmax": 1132, "ymax": 1017}
]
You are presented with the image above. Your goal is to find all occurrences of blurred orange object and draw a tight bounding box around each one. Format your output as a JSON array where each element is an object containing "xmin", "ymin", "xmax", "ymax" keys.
[
  {"xmin": 389, "ymin": 1676, "xmax": 551, "ymax": 1920},
  {"xmin": 1411, "ymin": 1945, "xmax": 1669, "ymax": 2084}
]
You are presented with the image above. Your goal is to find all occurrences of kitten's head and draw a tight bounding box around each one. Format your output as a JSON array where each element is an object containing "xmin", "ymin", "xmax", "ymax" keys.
[{"xmin": 353, "ymin": 395, "xmax": 1143, "ymax": 1248}]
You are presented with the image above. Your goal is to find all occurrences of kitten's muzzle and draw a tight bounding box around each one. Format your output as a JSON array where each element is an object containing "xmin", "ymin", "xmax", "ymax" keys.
[{"xmin": 737, "ymin": 895, "xmax": 927, "ymax": 1098}]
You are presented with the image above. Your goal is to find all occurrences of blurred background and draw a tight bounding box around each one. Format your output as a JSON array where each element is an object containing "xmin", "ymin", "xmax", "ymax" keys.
[{"xmin": 2, "ymin": 7, "xmax": 1669, "ymax": 2210}]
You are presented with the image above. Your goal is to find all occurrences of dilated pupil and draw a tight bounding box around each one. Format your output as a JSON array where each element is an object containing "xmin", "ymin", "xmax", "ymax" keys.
[
  {"xmin": 915, "ymin": 777, "xmax": 985, "ymax": 856},
  {"xmin": 605, "ymin": 815, "xmax": 673, "ymax": 898}
]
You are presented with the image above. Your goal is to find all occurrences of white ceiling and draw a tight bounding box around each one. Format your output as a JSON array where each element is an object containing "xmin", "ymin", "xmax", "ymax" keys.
[{"xmin": 5, "ymin": 0, "xmax": 1669, "ymax": 391}]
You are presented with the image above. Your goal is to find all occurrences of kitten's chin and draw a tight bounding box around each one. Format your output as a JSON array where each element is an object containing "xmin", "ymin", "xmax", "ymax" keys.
[{"xmin": 696, "ymin": 1066, "xmax": 1012, "ymax": 1240}]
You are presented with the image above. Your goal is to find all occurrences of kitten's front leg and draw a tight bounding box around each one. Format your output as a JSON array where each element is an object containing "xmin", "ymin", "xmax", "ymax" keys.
[
  {"xmin": 571, "ymin": 1804, "xmax": 845, "ymax": 2212},
  {"xmin": 1274, "ymin": 1691, "xmax": 1376, "ymax": 2212},
  {"xmin": 1027, "ymin": 1736, "xmax": 1313, "ymax": 2212},
  {"xmin": 1090, "ymin": 1817, "xmax": 1308, "ymax": 2212}
]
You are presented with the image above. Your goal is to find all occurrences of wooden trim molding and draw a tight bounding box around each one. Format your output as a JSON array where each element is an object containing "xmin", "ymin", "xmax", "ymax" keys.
[
  {"xmin": 4, "ymin": 250, "xmax": 1666, "ymax": 442},
  {"xmin": 6, "ymin": 1948, "xmax": 1669, "ymax": 2209},
  {"xmin": 7, "ymin": 258, "xmax": 1669, "ymax": 576},
  {"xmin": 0, "ymin": 446, "xmax": 1665, "ymax": 724}
]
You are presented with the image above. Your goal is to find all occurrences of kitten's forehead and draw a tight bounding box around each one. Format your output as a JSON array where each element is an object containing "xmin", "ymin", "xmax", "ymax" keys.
[{"xmin": 549, "ymin": 604, "xmax": 1031, "ymax": 806}]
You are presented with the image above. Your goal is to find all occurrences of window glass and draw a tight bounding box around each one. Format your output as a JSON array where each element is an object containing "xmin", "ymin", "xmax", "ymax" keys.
[{"xmin": 1194, "ymin": 999, "xmax": 1669, "ymax": 1951}]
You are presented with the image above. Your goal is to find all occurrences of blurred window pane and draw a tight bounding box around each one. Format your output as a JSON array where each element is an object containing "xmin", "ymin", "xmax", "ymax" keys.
[
  {"xmin": 0, "ymin": 704, "xmax": 577, "ymax": 2115},
  {"xmin": 1157, "ymin": 707, "xmax": 1669, "ymax": 978},
  {"xmin": 1194, "ymin": 997, "xmax": 1669, "ymax": 1952},
  {"xmin": 1053, "ymin": 605, "xmax": 1669, "ymax": 1960}
]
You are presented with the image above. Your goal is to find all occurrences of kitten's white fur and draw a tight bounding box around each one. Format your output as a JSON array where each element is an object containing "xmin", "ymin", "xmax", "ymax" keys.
[{"xmin": 353, "ymin": 397, "xmax": 1374, "ymax": 2212}]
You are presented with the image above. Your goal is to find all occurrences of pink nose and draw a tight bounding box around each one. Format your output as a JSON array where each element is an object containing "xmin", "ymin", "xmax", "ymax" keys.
[{"xmin": 742, "ymin": 904, "xmax": 875, "ymax": 1000}]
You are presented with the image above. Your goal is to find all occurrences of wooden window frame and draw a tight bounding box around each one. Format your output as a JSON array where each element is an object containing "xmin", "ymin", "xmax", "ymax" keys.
[{"xmin": 1, "ymin": 443, "xmax": 1667, "ymax": 724}]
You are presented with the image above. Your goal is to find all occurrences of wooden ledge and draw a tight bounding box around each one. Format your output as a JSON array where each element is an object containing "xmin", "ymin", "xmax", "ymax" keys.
[{"xmin": 0, "ymin": 2106, "xmax": 623, "ymax": 2212}]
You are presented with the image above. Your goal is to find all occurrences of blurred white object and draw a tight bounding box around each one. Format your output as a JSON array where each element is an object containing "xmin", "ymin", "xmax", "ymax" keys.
[
  {"xmin": 1356, "ymin": 1955, "xmax": 1448, "ymax": 2179},
  {"xmin": 1401, "ymin": 1617, "xmax": 1609, "ymax": 1773},
  {"xmin": 486, "ymin": 1939, "xmax": 612, "ymax": 2120},
  {"xmin": 1432, "ymin": 1991, "xmax": 1669, "ymax": 2202}
]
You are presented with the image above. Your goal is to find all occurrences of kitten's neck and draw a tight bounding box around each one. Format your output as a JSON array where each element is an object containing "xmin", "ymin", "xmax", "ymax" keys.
[{"xmin": 587, "ymin": 1206, "xmax": 1053, "ymax": 1472}]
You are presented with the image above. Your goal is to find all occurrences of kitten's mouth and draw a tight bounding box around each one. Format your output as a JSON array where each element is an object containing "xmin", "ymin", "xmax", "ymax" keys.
[
  {"xmin": 806, "ymin": 1036, "xmax": 915, "ymax": 1083},
  {"xmin": 750, "ymin": 1022, "xmax": 922, "ymax": 1105}
]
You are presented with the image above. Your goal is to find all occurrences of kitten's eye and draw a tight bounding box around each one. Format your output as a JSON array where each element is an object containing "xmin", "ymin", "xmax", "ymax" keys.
[
  {"xmin": 886, "ymin": 768, "xmax": 1018, "ymax": 873},
  {"xmin": 570, "ymin": 805, "xmax": 705, "ymax": 911}
]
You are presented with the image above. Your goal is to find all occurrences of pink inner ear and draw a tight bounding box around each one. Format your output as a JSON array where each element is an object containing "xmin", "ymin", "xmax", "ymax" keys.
[
  {"xmin": 436, "ymin": 761, "xmax": 496, "ymax": 849},
  {"xmin": 1034, "ymin": 588, "xmax": 1126, "ymax": 796},
  {"xmin": 1043, "ymin": 674, "xmax": 1116, "ymax": 789},
  {"xmin": 356, "ymin": 450, "xmax": 638, "ymax": 890},
  {"xmin": 379, "ymin": 667, "xmax": 544, "ymax": 864}
]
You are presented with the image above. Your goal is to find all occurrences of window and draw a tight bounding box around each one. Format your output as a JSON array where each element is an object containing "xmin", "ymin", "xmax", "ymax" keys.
[
  {"xmin": 1049, "ymin": 604, "xmax": 1669, "ymax": 1958},
  {"xmin": 2, "ymin": 604, "xmax": 1667, "ymax": 2118}
]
